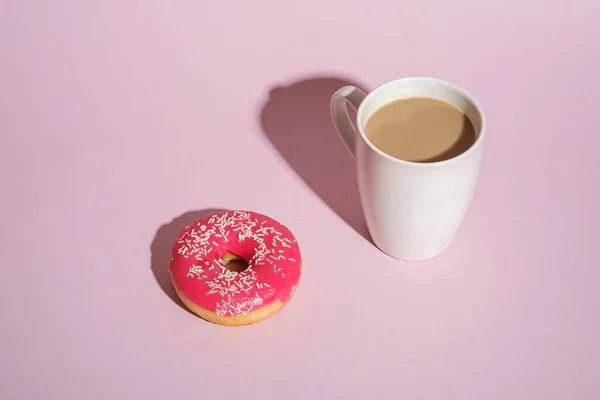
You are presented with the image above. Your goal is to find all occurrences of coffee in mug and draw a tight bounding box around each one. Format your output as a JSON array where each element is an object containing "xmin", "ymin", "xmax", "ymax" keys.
[{"xmin": 364, "ymin": 97, "xmax": 476, "ymax": 163}]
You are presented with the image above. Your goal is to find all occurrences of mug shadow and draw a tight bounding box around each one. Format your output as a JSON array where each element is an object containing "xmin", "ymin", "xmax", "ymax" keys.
[
  {"xmin": 150, "ymin": 208, "xmax": 227, "ymax": 312},
  {"xmin": 259, "ymin": 76, "xmax": 371, "ymax": 241}
]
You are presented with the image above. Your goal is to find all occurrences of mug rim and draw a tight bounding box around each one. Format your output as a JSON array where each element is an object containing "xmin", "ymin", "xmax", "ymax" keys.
[{"xmin": 355, "ymin": 76, "xmax": 487, "ymax": 167}]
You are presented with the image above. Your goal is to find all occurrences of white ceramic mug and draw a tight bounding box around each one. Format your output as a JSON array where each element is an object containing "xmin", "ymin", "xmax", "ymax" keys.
[{"xmin": 330, "ymin": 77, "xmax": 486, "ymax": 261}]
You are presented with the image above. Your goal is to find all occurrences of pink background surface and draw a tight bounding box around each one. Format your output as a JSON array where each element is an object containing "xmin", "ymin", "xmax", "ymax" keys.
[{"xmin": 1, "ymin": 1, "xmax": 599, "ymax": 399}]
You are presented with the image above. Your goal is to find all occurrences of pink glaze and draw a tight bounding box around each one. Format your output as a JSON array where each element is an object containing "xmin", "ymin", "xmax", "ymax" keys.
[{"xmin": 169, "ymin": 210, "xmax": 302, "ymax": 317}]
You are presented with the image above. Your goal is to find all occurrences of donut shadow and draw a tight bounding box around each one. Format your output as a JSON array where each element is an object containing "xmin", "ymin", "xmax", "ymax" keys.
[
  {"xmin": 150, "ymin": 208, "xmax": 227, "ymax": 313},
  {"xmin": 259, "ymin": 76, "xmax": 372, "ymax": 242}
]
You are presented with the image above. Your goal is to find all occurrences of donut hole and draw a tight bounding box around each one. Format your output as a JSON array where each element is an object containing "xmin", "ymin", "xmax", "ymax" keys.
[{"xmin": 222, "ymin": 252, "xmax": 250, "ymax": 273}]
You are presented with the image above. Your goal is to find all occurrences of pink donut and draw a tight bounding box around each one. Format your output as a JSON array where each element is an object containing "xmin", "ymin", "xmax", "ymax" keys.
[{"xmin": 169, "ymin": 210, "xmax": 302, "ymax": 326}]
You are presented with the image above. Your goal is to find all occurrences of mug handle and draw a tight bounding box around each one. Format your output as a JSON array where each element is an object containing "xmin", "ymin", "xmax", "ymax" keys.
[{"xmin": 330, "ymin": 86, "xmax": 367, "ymax": 158}]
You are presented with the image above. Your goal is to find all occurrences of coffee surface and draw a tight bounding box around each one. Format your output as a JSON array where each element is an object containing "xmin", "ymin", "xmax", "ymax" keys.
[{"xmin": 364, "ymin": 97, "xmax": 476, "ymax": 162}]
